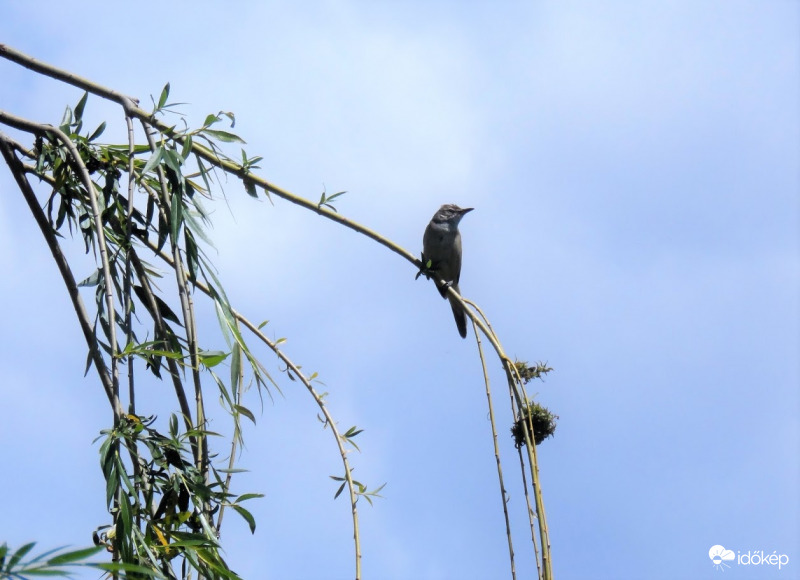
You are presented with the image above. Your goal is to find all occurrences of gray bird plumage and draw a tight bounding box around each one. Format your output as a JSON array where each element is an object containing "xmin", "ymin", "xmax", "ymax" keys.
[{"xmin": 422, "ymin": 204, "xmax": 473, "ymax": 338}]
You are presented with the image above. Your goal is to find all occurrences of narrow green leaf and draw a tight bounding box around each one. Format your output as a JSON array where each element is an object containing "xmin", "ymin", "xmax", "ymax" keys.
[
  {"xmin": 83, "ymin": 348, "xmax": 94, "ymax": 377},
  {"xmin": 170, "ymin": 191, "xmax": 182, "ymax": 242},
  {"xmin": 78, "ymin": 269, "xmax": 101, "ymax": 287},
  {"xmin": 92, "ymin": 561, "xmax": 167, "ymax": 578},
  {"xmin": 181, "ymin": 134, "xmax": 193, "ymax": 160},
  {"xmin": 141, "ymin": 146, "xmax": 164, "ymax": 176},
  {"xmin": 7, "ymin": 542, "xmax": 36, "ymax": 571},
  {"xmin": 231, "ymin": 504, "xmax": 256, "ymax": 534},
  {"xmin": 118, "ymin": 490, "xmax": 133, "ymax": 538},
  {"xmin": 185, "ymin": 227, "xmax": 198, "ymax": 284},
  {"xmin": 216, "ymin": 467, "xmax": 248, "ymax": 474},
  {"xmin": 202, "ymin": 129, "xmax": 245, "ymax": 144},
  {"xmin": 234, "ymin": 404, "xmax": 255, "ymax": 424},
  {"xmin": 183, "ymin": 207, "xmax": 215, "ymax": 246},
  {"xmin": 333, "ymin": 481, "xmax": 346, "ymax": 500},
  {"xmin": 169, "ymin": 413, "xmax": 179, "ymax": 436},
  {"xmin": 243, "ymin": 178, "xmax": 257, "ymax": 198},
  {"xmin": 88, "ymin": 121, "xmax": 106, "ymax": 142},
  {"xmin": 199, "ymin": 350, "xmax": 229, "ymax": 368},
  {"xmin": 158, "ymin": 83, "xmax": 170, "ymax": 110},
  {"xmin": 74, "ymin": 92, "xmax": 88, "ymax": 123},
  {"xmin": 7, "ymin": 567, "xmax": 70, "ymax": 576},
  {"xmin": 47, "ymin": 546, "xmax": 103, "ymax": 565},
  {"xmin": 30, "ymin": 543, "xmax": 86, "ymax": 565},
  {"xmin": 157, "ymin": 211, "xmax": 169, "ymax": 251},
  {"xmin": 132, "ymin": 286, "xmax": 183, "ymax": 326},
  {"xmin": 230, "ymin": 342, "xmax": 241, "ymax": 396},
  {"xmin": 163, "ymin": 147, "xmax": 183, "ymax": 175},
  {"xmin": 104, "ymin": 461, "xmax": 117, "ymax": 508}
]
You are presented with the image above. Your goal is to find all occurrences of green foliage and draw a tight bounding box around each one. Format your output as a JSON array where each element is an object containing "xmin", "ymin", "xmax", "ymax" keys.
[
  {"xmin": 1, "ymin": 70, "xmax": 388, "ymax": 580},
  {"xmin": 511, "ymin": 401, "xmax": 559, "ymax": 447},
  {"xmin": 317, "ymin": 184, "xmax": 346, "ymax": 212},
  {"xmin": 513, "ymin": 360, "xmax": 553, "ymax": 384},
  {"xmin": 331, "ymin": 472, "xmax": 386, "ymax": 506},
  {"xmin": 20, "ymin": 90, "xmax": 277, "ymax": 579},
  {"xmin": 414, "ymin": 252, "xmax": 435, "ymax": 280},
  {"xmin": 0, "ymin": 542, "xmax": 145, "ymax": 579},
  {"xmin": 510, "ymin": 360, "xmax": 558, "ymax": 447}
]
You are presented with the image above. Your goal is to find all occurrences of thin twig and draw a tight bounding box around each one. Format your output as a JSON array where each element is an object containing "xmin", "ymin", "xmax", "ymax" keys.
[
  {"xmin": 216, "ymin": 330, "xmax": 246, "ymax": 536},
  {"xmin": 134, "ymin": 233, "xmax": 363, "ymax": 580},
  {"xmin": 467, "ymin": 298, "xmax": 551, "ymax": 579},
  {"xmin": 506, "ymin": 362, "xmax": 552, "ymax": 579},
  {"xmin": 140, "ymin": 120, "xmax": 209, "ymax": 484},
  {"xmin": 472, "ymin": 318, "xmax": 516, "ymax": 580},
  {"xmin": 124, "ymin": 113, "xmax": 137, "ymax": 414},
  {"xmin": 0, "ymin": 132, "xmax": 118, "ymax": 413},
  {"xmin": 0, "ymin": 113, "xmax": 123, "ymax": 420},
  {"xmin": 516, "ymin": 440, "xmax": 542, "ymax": 580}
]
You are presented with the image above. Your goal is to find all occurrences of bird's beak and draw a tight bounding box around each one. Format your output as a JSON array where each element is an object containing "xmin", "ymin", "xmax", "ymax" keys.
[{"xmin": 460, "ymin": 207, "xmax": 474, "ymax": 215}]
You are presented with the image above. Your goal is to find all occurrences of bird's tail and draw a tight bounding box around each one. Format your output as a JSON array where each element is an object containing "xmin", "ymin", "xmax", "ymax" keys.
[{"xmin": 448, "ymin": 292, "xmax": 468, "ymax": 339}]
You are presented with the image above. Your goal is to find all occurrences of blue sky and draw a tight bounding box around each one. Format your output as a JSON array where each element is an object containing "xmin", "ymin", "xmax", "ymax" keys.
[{"xmin": 0, "ymin": 2, "xmax": 797, "ymax": 579}]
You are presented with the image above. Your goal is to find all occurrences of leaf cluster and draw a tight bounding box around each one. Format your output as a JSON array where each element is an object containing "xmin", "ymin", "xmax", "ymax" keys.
[
  {"xmin": 93, "ymin": 414, "xmax": 261, "ymax": 579},
  {"xmin": 511, "ymin": 401, "xmax": 559, "ymax": 448},
  {"xmin": 10, "ymin": 88, "xmax": 277, "ymax": 578}
]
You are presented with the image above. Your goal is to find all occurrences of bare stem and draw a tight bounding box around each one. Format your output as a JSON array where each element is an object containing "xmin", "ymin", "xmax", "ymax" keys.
[
  {"xmin": 216, "ymin": 332, "xmax": 246, "ymax": 535},
  {"xmin": 468, "ymin": 298, "xmax": 552, "ymax": 579},
  {"xmin": 472, "ymin": 318, "xmax": 516, "ymax": 580},
  {"xmin": 124, "ymin": 114, "xmax": 136, "ymax": 414}
]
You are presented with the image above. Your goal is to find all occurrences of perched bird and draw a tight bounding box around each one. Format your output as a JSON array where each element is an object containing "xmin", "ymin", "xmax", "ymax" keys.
[{"xmin": 422, "ymin": 204, "xmax": 473, "ymax": 338}]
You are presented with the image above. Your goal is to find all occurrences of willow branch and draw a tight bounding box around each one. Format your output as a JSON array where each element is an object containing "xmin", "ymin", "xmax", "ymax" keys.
[
  {"xmin": 0, "ymin": 112, "xmax": 123, "ymax": 421},
  {"xmin": 506, "ymin": 363, "xmax": 551, "ymax": 579},
  {"xmin": 135, "ymin": 233, "xmax": 362, "ymax": 580},
  {"xmin": 0, "ymin": 45, "xmax": 512, "ymax": 372},
  {"xmin": 0, "ymin": 44, "xmax": 139, "ymax": 114},
  {"xmin": 472, "ymin": 318, "xmax": 516, "ymax": 580},
  {"xmin": 124, "ymin": 113, "xmax": 137, "ymax": 414},
  {"xmin": 468, "ymin": 298, "xmax": 551, "ymax": 579},
  {"xmin": 0, "ymin": 131, "xmax": 119, "ymax": 414},
  {"xmin": 516, "ymin": 440, "xmax": 542, "ymax": 580},
  {"xmin": 140, "ymin": 120, "xmax": 208, "ymax": 480},
  {"xmin": 216, "ymin": 333, "xmax": 246, "ymax": 536},
  {"xmin": 128, "ymin": 249, "xmax": 195, "ymax": 429},
  {"xmin": 239, "ymin": 311, "xmax": 363, "ymax": 580}
]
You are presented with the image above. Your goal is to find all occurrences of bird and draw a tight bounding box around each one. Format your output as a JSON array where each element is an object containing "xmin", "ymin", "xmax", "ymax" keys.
[{"xmin": 422, "ymin": 204, "xmax": 473, "ymax": 338}]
